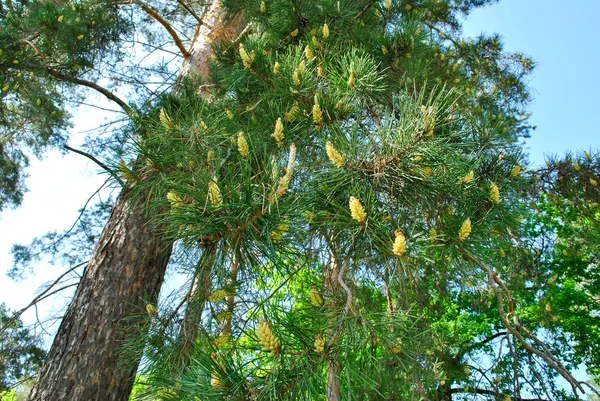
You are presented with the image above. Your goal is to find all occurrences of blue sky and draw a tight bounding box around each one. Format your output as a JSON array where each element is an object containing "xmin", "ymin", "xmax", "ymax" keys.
[{"xmin": 462, "ymin": 0, "xmax": 600, "ymax": 166}]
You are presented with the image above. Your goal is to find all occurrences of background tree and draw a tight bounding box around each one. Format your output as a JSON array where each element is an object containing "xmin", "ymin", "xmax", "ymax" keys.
[{"xmin": 0, "ymin": 304, "xmax": 45, "ymax": 394}]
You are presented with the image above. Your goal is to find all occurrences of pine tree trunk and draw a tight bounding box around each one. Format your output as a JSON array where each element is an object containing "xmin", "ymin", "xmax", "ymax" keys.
[
  {"xmin": 28, "ymin": 2, "xmax": 246, "ymax": 400},
  {"xmin": 28, "ymin": 189, "xmax": 172, "ymax": 401}
]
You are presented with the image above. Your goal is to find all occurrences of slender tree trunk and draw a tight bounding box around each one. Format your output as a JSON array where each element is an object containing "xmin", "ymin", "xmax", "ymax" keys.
[
  {"xmin": 28, "ymin": 189, "xmax": 172, "ymax": 401},
  {"xmin": 28, "ymin": 2, "xmax": 245, "ymax": 400}
]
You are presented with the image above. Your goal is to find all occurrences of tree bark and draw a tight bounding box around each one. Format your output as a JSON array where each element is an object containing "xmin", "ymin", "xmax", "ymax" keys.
[
  {"xmin": 28, "ymin": 2, "xmax": 246, "ymax": 400},
  {"xmin": 28, "ymin": 189, "xmax": 172, "ymax": 401}
]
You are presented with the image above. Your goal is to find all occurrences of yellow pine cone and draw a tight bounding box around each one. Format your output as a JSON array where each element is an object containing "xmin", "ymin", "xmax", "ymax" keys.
[
  {"xmin": 209, "ymin": 289, "xmax": 229, "ymax": 302},
  {"xmin": 276, "ymin": 175, "xmax": 290, "ymax": 196},
  {"xmin": 237, "ymin": 131, "xmax": 249, "ymax": 157},
  {"xmin": 310, "ymin": 287, "xmax": 324, "ymax": 306},
  {"xmin": 272, "ymin": 118, "xmax": 284, "ymax": 146},
  {"xmin": 225, "ymin": 108, "xmax": 234, "ymax": 120},
  {"xmin": 458, "ymin": 170, "xmax": 474, "ymax": 184},
  {"xmin": 490, "ymin": 182, "xmax": 500, "ymax": 204},
  {"xmin": 322, "ymin": 23, "xmax": 329, "ymax": 38},
  {"xmin": 273, "ymin": 61, "xmax": 280, "ymax": 74},
  {"xmin": 214, "ymin": 334, "xmax": 231, "ymax": 348},
  {"xmin": 304, "ymin": 45, "xmax": 314, "ymax": 60},
  {"xmin": 270, "ymin": 223, "xmax": 289, "ymax": 242},
  {"xmin": 293, "ymin": 68, "xmax": 301, "ymax": 86},
  {"xmin": 349, "ymin": 196, "xmax": 367, "ymax": 223},
  {"xmin": 458, "ymin": 218, "xmax": 472, "ymax": 241},
  {"xmin": 146, "ymin": 303, "xmax": 157, "ymax": 317},
  {"xmin": 208, "ymin": 179, "xmax": 223, "ymax": 207},
  {"xmin": 313, "ymin": 95, "xmax": 323, "ymax": 129},
  {"xmin": 256, "ymin": 319, "xmax": 280, "ymax": 352},
  {"xmin": 511, "ymin": 165, "xmax": 521, "ymax": 177},
  {"xmin": 239, "ymin": 44, "xmax": 255, "ymax": 69},
  {"xmin": 159, "ymin": 108, "xmax": 174, "ymax": 130},
  {"xmin": 591, "ymin": 178, "xmax": 598, "ymax": 187},
  {"xmin": 574, "ymin": 162, "xmax": 581, "ymax": 171},
  {"xmin": 314, "ymin": 334, "xmax": 325, "ymax": 353},
  {"xmin": 429, "ymin": 227, "xmax": 437, "ymax": 242},
  {"xmin": 347, "ymin": 71, "xmax": 355, "ymax": 88},
  {"xmin": 326, "ymin": 141, "xmax": 345, "ymax": 167},
  {"xmin": 166, "ymin": 192, "xmax": 184, "ymax": 207},
  {"xmin": 260, "ymin": 0, "xmax": 266, "ymax": 13},
  {"xmin": 385, "ymin": 0, "xmax": 391, "ymax": 10},
  {"xmin": 392, "ymin": 231, "xmax": 406, "ymax": 257},
  {"xmin": 585, "ymin": 151, "xmax": 592, "ymax": 161}
]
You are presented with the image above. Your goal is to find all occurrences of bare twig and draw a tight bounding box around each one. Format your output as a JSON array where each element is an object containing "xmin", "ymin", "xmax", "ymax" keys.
[{"xmin": 0, "ymin": 262, "xmax": 86, "ymax": 335}]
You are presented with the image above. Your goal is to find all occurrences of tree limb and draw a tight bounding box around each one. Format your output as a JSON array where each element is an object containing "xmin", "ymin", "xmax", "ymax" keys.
[
  {"xmin": 63, "ymin": 145, "xmax": 124, "ymax": 186},
  {"xmin": 131, "ymin": 0, "xmax": 191, "ymax": 60},
  {"xmin": 0, "ymin": 262, "xmax": 86, "ymax": 335}
]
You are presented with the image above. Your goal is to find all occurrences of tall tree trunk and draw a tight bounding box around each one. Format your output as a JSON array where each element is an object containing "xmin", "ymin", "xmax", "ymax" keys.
[
  {"xmin": 28, "ymin": 189, "xmax": 172, "ymax": 401},
  {"xmin": 28, "ymin": 2, "xmax": 246, "ymax": 400}
]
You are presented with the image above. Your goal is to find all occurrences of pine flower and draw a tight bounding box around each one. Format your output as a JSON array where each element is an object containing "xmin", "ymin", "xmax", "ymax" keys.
[
  {"xmin": 489, "ymin": 182, "xmax": 500, "ymax": 204},
  {"xmin": 276, "ymin": 175, "xmax": 290, "ymax": 196},
  {"xmin": 239, "ymin": 44, "xmax": 255, "ymax": 69},
  {"xmin": 347, "ymin": 70, "xmax": 355, "ymax": 88},
  {"xmin": 312, "ymin": 36, "xmax": 319, "ymax": 47},
  {"xmin": 209, "ymin": 289, "xmax": 229, "ymax": 302},
  {"xmin": 270, "ymin": 223, "xmax": 289, "ymax": 242},
  {"xmin": 237, "ymin": 131, "xmax": 249, "ymax": 157},
  {"xmin": 326, "ymin": 141, "xmax": 345, "ymax": 167},
  {"xmin": 273, "ymin": 61, "xmax": 280, "ymax": 74},
  {"xmin": 349, "ymin": 196, "xmax": 367, "ymax": 223},
  {"xmin": 458, "ymin": 218, "xmax": 472, "ymax": 241},
  {"xmin": 385, "ymin": 0, "xmax": 391, "ymax": 11},
  {"xmin": 585, "ymin": 151, "xmax": 592, "ymax": 161},
  {"xmin": 317, "ymin": 65, "xmax": 325, "ymax": 77},
  {"xmin": 58, "ymin": 15, "xmax": 64, "ymax": 23},
  {"xmin": 304, "ymin": 45, "xmax": 314, "ymax": 60},
  {"xmin": 208, "ymin": 180, "xmax": 222, "ymax": 207},
  {"xmin": 167, "ymin": 192, "xmax": 184, "ymax": 207},
  {"xmin": 322, "ymin": 23, "xmax": 329, "ymax": 38},
  {"xmin": 159, "ymin": 108, "xmax": 174, "ymax": 130},
  {"xmin": 260, "ymin": 0, "xmax": 266, "ymax": 13},
  {"xmin": 146, "ymin": 304, "xmax": 157, "ymax": 317},
  {"xmin": 591, "ymin": 178, "xmax": 599, "ymax": 187},
  {"xmin": 382, "ymin": 46, "xmax": 388, "ymax": 54},
  {"xmin": 293, "ymin": 68, "xmax": 301, "ymax": 86},
  {"xmin": 310, "ymin": 287, "xmax": 324, "ymax": 306},
  {"xmin": 256, "ymin": 319, "xmax": 280, "ymax": 352},
  {"xmin": 207, "ymin": 149, "xmax": 215, "ymax": 162},
  {"xmin": 314, "ymin": 334, "xmax": 325, "ymax": 353},
  {"xmin": 313, "ymin": 95, "xmax": 323, "ymax": 129},
  {"xmin": 225, "ymin": 108, "xmax": 234, "ymax": 120},
  {"xmin": 574, "ymin": 162, "xmax": 581, "ymax": 171},
  {"xmin": 458, "ymin": 170, "xmax": 474, "ymax": 184},
  {"xmin": 291, "ymin": 29, "xmax": 299, "ymax": 37},
  {"xmin": 510, "ymin": 165, "xmax": 521, "ymax": 177},
  {"xmin": 271, "ymin": 118, "xmax": 284, "ymax": 146},
  {"xmin": 429, "ymin": 227, "xmax": 437, "ymax": 242},
  {"xmin": 285, "ymin": 103, "xmax": 301, "ymax": 122},
  {"xmin": 286, "ymin": 143, "xmax": 297, "ymax": 174},
  {"xmin": 392, "ymin": 231, "xmax": 406, "ymax": 257}
]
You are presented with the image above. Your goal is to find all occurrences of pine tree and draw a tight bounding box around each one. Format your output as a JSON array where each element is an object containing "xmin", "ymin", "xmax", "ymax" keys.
[
  {"xmin": 119, "ymin": 1, "xmax": 595, "ymax": 400},
  {"xmin": 3, "ymin": 0, "xmax": 598, "ymax": 400}
]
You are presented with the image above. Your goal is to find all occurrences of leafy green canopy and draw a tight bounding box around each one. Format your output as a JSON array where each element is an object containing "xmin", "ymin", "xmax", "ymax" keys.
[{"xmin": 120, "ymin": 0, "xmax": 597, "ymax": 400}]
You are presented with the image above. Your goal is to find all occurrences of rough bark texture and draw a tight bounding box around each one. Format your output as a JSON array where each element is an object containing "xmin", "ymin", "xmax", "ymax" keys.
[{"xmin": 28, "ymin": 189, "xmax": 172, "ymax": 401}]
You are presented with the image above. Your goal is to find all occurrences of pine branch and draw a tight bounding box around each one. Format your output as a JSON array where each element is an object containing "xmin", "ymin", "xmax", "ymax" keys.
[
  {"xmin": 64, "ymin": 145, "xmax": 125, "ymax": 186},
  {"xmin": 20, "ymin": 39, "xmax": 135, "ymax": 117},
  {"xmin": 131, "ymin": 0, "xmax": 191, "ymax": 60}
]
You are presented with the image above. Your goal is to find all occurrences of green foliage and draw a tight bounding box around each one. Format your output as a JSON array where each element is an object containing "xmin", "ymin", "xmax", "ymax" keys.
[
  {"xmin": 0, "ymin": 303, "xmax": 46, "ymax": 394},
  {"xmin": 116, "ymin": 0, "xmax": 592, "ymax": 400}
]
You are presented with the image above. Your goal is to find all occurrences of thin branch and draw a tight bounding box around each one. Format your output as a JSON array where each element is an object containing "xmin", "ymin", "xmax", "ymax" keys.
[
  {"xmin": 0, "ymin": 262, "xmax": 86, "ymax": 335},
  {"xmin": 21, "ymin": 38, "xmax": 136, "ymax": 117},
  {"xmin": 450, "ymin": 387, "xmax": 547, "ymax": 401},
  {"xmin": 131, "ymin": 0, "xmax": 191, "ymax": 59},
  {"xmin": 64, "ymin": 145, "xmax": 124, "ymax": 186},
  {"xmin": 176, "ymin": 0, "xmax": 203, "ymax": 24}
]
